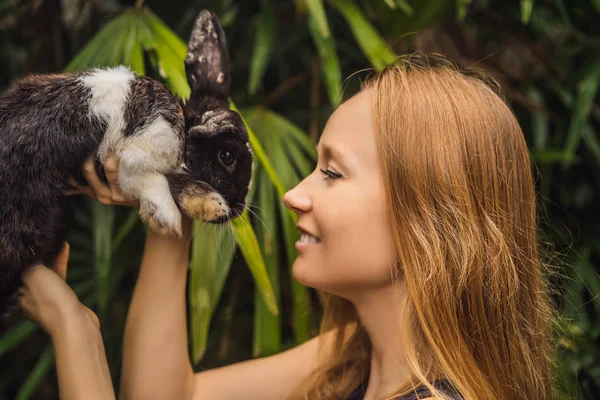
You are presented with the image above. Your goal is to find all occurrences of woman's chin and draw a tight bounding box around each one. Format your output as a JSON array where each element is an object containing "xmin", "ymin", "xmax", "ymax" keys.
[
  {"xmin": 291, "ymin": 259, "xmax": 322, "ymax": 290},
  {"xmin": 291, "ymin": 260, "xmax": 308, "ymax": 285},
  {"xmin": 291, "ymin": 260, "xmax": 340, "ymax": 295}
]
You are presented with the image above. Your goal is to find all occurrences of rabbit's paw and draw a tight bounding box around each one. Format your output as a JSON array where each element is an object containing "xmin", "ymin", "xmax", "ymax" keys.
[
  {"xmin": 179, "ymin": 187, "xmax": 229, "ymax": 222},
  {"xmin": 139, "ymin": 199, "xmax": 183, "ymax": 237}
]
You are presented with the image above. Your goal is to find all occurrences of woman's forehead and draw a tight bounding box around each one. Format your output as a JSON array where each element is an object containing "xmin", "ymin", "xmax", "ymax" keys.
[{"xmin": 318, "ymin": 90, "xmax": 378, "ymax": 168}]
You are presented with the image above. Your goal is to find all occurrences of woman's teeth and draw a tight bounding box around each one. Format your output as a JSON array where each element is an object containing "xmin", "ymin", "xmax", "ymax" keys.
[{"xmin": 299, "ymin": 233, "xmax": 320, "ymax": 244}]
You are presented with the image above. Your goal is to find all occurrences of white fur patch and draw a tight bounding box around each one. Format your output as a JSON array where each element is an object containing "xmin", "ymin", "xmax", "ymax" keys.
[
  {"xmin": 119, "ymin": 170, "xmax": 182, "ymax": 236},
  {"xmin": 117, "ymin": 116, "xmax": 182, "ymax": 174},
  {"xmin": 116, "ymin": 121, "xmax": 183, "ymax": 236},
  {"xmin": 80, "ymin": 66, "xmax": 134, "ymax": 162}
]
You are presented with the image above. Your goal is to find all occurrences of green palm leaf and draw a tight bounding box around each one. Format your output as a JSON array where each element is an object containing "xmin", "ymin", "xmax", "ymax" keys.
[
  {"xmin": 330, "ymin": 0, "xmax": 396, "ymax": 71},
  {"xmin": 15, "ymin": 346, "xmax": 54, "ymax": 400},
  {"xmin": 0, "ymin": 321, "xmax": 37, "ymax": 358},
  {"xmin": 140, "ymin": 9, "xmax": 190, "ymax": 98},
  {"xmin": 65, "ymin": 12, "xmax": 131, "ymax": 71},
  {"xmin": 564, "ymin": 57, "xmax": 600, "ymax": 167},
  {"xmin": 456, "ymin": 0, "xmax": 471, "ymax": 22},
  {"xmin": 243, "ymin": 108, "xmax": 316, "ymax": 345},
  {"xmin": 383, "ymin": 0, "xmax": 415, "ymax": 16},
  {"xmin": 520, "ymin": 0, "xmax": 534, "ymax": 25},
  {"xmin": 233, "ymin": 210, "xmax": 279, "ymax": 316},
  {"xmin": 253, "ymin": 165, "xmax": 281, "ymax": 357},
  {"xmin": 249, "ymin": 5, "xmax": 277, "ymax": 94},
  {"xmin": 306, "ymin": 0, "xmax": 331, "ymax": 37},
  {"xmin": 189, "ymin": 221, "xmax": 236, "ymax": 363},
  {"xmin": 308, "ymin": 14, "xmax": 342, "ymax": 107},
  {"xmin": 231, "ymin": 102, "xmax": 287, "ymax": 197}
]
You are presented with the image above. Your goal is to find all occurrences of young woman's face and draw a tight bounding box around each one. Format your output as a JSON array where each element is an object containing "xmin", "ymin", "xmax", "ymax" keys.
[{"xmin": 283, "ymin": 90, "xmax": 397, "ymax": 298}]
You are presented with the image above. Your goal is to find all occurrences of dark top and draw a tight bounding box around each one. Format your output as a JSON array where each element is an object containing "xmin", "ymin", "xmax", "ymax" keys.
[{"xmin": 347, "ymin": 379, "xmax": 464, "ymax": 400}]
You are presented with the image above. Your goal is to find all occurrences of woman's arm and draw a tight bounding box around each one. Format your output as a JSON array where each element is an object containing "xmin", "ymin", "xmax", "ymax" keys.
[
  {"xmin": 119, "ymin": 217, "xmax": 195, "ymax": 400},
  {"xmin": 51, "ymin": 311, "xmax": 115, "ymax": 400},
  {"xmin": 20, "ymin": 246, "xmax": 115, "ymax": 400}
]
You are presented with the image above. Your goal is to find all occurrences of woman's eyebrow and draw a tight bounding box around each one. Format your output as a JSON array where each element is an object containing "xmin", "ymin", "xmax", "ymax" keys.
[{"xmin": 316, "ymin": 143, "xmax": 353, "ymax": 170}]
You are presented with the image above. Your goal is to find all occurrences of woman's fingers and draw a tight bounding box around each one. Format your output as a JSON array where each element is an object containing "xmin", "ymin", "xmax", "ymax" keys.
[
  {"xmin": 82, "ymin": 158, "xmax": 112, "ymax": 204},
  {"xmin": 104, "ymin": 155, "xmax": 141, "ymax": 207},
  {"xmin": 52, "ymin": 242, "xmax": 70, "ymax": 281},
  {"xmin": 104, "ymin": 156, "xmax": 127, "ymax": 203},
  {"xmin": 64, "ymin": 156, "xmax": 139, "ymax": 207},
  {"xmin": 64, "ymin": 177, "xmax": 95, "ymax": 197}
]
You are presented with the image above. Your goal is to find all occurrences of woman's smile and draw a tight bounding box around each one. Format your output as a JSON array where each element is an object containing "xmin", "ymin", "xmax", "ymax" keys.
[{"xmin": 295, "ymin": 226, "xmax": 321, "ymax": 250}]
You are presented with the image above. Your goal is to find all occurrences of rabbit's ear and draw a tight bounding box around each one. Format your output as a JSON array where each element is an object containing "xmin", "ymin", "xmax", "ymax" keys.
[{"xmin": 185, "ymin": 10, "xmax": 230, "ymax": 103}]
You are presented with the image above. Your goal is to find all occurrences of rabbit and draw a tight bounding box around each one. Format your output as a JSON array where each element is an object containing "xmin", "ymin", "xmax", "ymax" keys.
[{"xmin": 0, "ymin": 9, "xmax": 253, "ymax": 318}]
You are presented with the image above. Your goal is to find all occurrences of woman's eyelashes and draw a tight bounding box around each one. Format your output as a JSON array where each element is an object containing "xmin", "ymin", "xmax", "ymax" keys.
[{"xmin": 320, "ymin": 168, "xmax": 342, "ymax": 181}]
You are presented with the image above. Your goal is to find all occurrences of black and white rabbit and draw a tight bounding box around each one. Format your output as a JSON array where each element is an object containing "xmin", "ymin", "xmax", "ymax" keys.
[{"xmin": 0, "ymin": 10, "xmax": 252, "ymax": 317}]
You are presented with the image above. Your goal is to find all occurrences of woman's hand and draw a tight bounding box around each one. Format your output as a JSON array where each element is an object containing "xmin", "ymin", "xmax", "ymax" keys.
[
  {"xmin": 64, "ymin": 155, "xmax": 140, "ymax": 208},
  {"xmin": 20, "ymin": 242, "xmax": 99, "ymax": 337},
  {"xmin": 22, "ymin": 244, "xmax": 116, "ymax": 400}
]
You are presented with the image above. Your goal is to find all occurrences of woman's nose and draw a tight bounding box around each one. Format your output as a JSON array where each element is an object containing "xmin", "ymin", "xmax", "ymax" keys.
[{"xmin": 283, "ymin": 180, "xmax": 312, "ymax": 214}]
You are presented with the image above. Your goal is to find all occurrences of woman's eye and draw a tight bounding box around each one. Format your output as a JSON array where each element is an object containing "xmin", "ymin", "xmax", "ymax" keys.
[{"xmin": 320, "ymin": 168, "xmax": 342, "ymax": 181}]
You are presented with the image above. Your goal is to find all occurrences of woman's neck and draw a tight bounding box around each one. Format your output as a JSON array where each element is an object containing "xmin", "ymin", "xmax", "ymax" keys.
[{"xmin": 351, "ymin": 282, "xmax": 410, "ymax": 400}]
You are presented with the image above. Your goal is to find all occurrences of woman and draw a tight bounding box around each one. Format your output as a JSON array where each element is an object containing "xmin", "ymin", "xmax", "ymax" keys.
[{"xmin": 19, "ymin": 54, "xmax": 556, "ymax": 400}]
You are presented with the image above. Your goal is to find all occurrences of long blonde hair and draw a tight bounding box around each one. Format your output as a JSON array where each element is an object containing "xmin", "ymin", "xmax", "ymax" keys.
[{"xmin": 289, "ymin": 53, "xmax": 558, "ymax": 400}]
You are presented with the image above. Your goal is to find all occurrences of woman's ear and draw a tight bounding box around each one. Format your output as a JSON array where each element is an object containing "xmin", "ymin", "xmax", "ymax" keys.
[{"xmin": 184, "ymin": 10, "xmax": 231, "ymax": 104}]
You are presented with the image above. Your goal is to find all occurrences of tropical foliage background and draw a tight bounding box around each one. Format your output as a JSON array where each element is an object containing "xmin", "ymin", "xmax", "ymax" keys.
[{"xmin": 0, "ymin": 0, "xmax": 599, "ymax": 399}]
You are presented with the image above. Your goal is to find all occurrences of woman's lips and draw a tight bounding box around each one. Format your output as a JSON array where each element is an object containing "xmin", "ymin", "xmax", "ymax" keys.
[{"xmin": 295, "ymin": 231, "xmax": 321, "ymax": 251}]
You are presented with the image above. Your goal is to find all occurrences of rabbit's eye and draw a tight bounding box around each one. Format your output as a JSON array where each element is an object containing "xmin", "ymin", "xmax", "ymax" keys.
[{"xmin": 219, "ymin": 149, "xmax": 236, "ymax": 168}]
